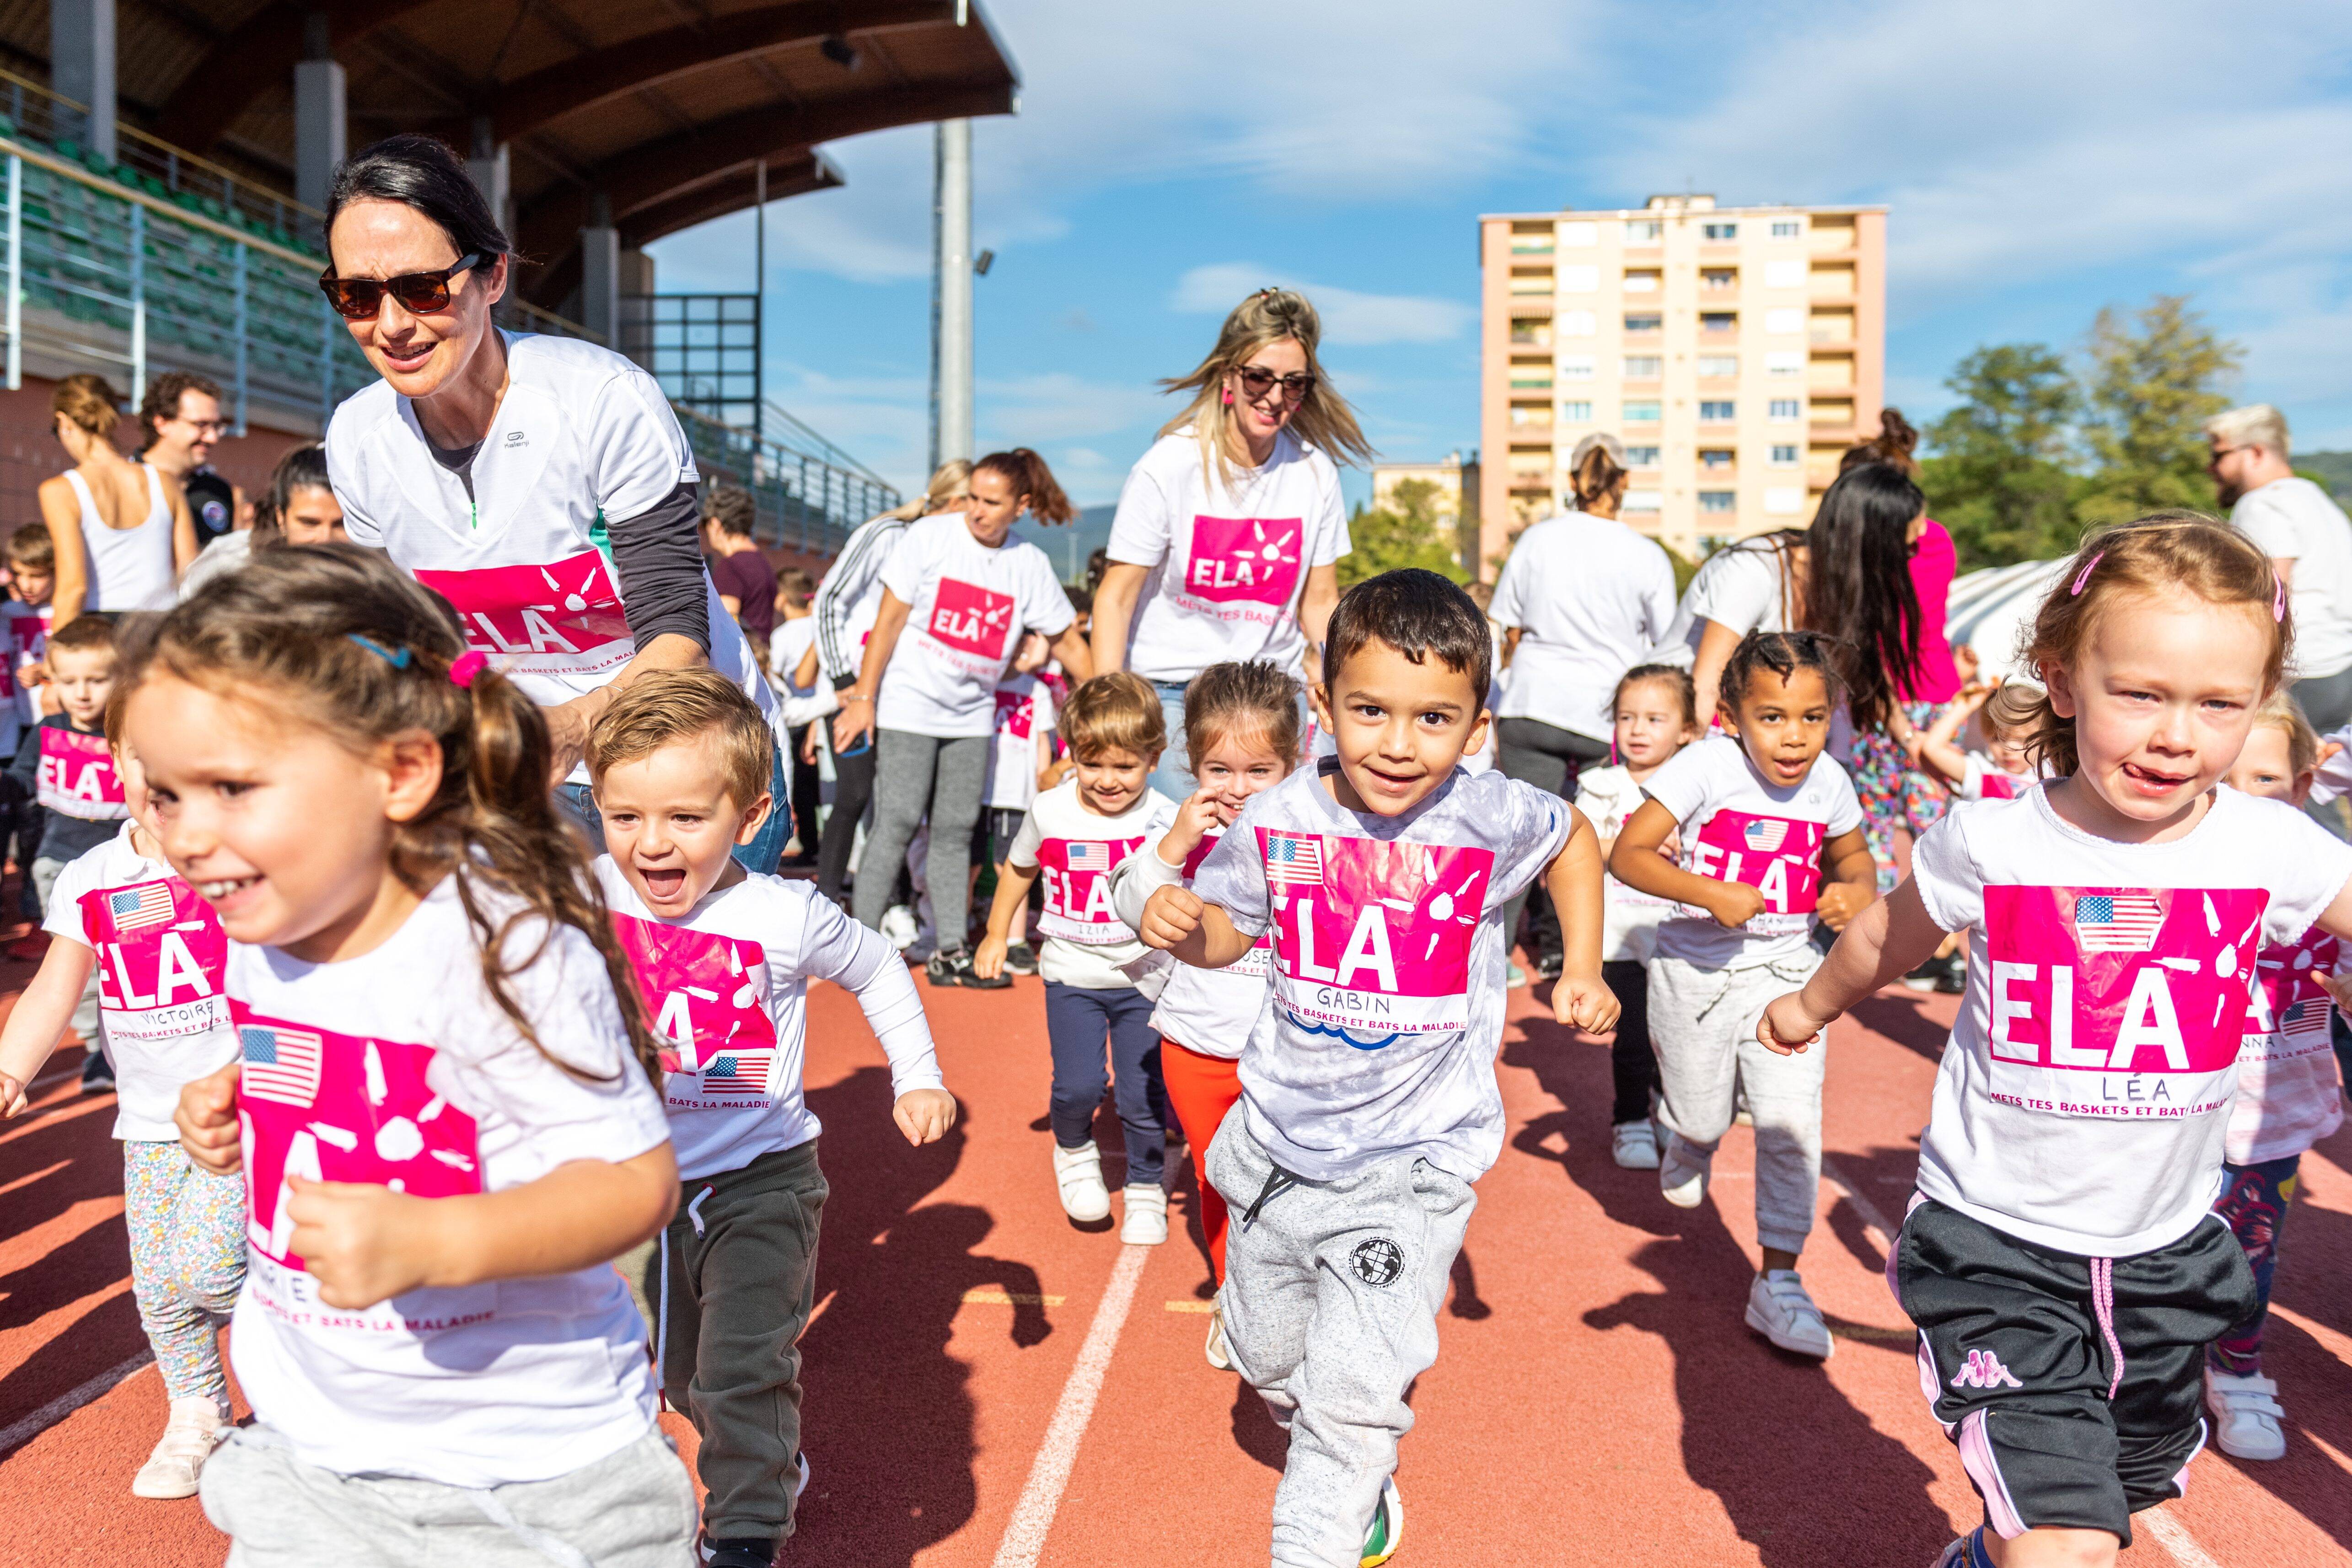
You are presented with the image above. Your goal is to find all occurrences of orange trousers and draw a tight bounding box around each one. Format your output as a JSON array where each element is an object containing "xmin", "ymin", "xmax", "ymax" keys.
[{"xmin": 1160, "ymin": 1037, "xmax": 1244, "ymax": 1283}]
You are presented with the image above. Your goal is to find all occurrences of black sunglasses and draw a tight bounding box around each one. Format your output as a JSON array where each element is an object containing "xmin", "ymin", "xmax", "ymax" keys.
[
  {"xmin": 1235, "ymin": 366, "xmax": 1314, "ymax": 403},
  {"xmin": 318, "ymin": 253, "xmax": 485, "ymax": 320}
]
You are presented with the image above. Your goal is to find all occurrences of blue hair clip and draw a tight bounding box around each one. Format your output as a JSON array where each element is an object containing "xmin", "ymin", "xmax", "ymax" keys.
[{"xmin": 347, "ymin": 633, "xmax": 412, "ymax": 669}]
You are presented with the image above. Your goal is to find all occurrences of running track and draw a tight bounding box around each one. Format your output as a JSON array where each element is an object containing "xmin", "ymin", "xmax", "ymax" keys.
[{"xmin": 4, "ymin": 946, "xmax": 2350, "ymax": 1567}]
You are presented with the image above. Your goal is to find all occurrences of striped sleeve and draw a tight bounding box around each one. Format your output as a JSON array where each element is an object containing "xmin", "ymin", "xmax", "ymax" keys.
[{"xmin": 813, "ymin": 516, "xmax": 905, "ymax": 682}]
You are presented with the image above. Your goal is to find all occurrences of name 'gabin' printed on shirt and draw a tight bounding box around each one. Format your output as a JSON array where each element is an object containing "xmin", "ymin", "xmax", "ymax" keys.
[
  {"xmin": 1981, "ymin": 885, "xmax": 2269, "ymax": 1120},
  {"xmin": 1261, "ymin": 829, "xmax": 1493, "ymax": 1047}
]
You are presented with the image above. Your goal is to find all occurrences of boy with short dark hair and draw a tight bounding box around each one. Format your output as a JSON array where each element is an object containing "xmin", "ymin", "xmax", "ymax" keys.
[
  {"xmin": 587, "ymin": 667, "xmax": 956, "ymax": 1568},
  {"xmin": 1140, "ymin": 569, "xmax": 1617, "ymax": 1567}
]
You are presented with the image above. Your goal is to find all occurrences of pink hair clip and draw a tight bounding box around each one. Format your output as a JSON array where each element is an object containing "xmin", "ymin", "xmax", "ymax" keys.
[
  {"xmin": 2274, "ymin": 570, "xmax": 2288, "ymax": 623},
  {"xmin": 448, "ymin": 650, "xmax": 488, "ymax": 688},
  {"xmin": 2068, "ymin": 550, "xmax": 2105, "ymax": 596}
]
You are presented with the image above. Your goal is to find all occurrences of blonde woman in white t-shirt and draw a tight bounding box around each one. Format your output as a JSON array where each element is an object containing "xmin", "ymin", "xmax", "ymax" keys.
[
  {"xmin": 1092, "ymin": 289, "xmax": 1368, "ymax": 800},
  {"xmin": 40, "ymin": 373, "xmax": 199, "ymax": 626}
]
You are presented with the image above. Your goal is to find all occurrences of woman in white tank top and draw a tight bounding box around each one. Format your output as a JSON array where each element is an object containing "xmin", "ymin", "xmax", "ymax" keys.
[{"xmin": 38, "ymin": 374, "xmax": 197, "ymax": 623}]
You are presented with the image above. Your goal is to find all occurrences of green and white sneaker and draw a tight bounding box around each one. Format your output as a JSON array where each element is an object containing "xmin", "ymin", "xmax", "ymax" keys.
[{"xmin": 1360, "ymin": 1476, "xmax": 1403, "ymax": 1566}]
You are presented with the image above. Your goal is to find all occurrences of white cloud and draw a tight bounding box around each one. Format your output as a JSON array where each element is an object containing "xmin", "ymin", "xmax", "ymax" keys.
[{"xmin": 1171, "ymin": 263, "xmax": 1472, "ymax": 346}]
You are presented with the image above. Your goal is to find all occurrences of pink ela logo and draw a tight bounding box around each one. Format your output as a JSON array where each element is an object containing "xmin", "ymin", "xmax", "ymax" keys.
[
  {"xmin": 1182, "ymin": 515, "xmax": 1304, "ymax": 607},
  {"xmin": 928, "ymin": 577, "xmax": 1017, "ymax": 659},
  {"xmin": 417, "ymin": 550, "xmax": 629, "ymax": 664},
  {"xmin": 1950, "ymin": 1349, "xmax": 2022, "ymax": 1390}
]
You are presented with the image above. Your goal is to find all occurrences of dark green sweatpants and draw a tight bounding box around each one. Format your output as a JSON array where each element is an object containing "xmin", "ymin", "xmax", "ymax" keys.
[{"xmin": 643, "ymin": 1139, "xmax": 829, "ymax": 1550}]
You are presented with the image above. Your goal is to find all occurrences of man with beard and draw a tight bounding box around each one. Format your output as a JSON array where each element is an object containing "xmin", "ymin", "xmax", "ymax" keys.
[
  {"xmin": 2209, "ymin": 403, "xmax": 2352, "ymax": 727},
  {"xmin": 137, "ymin": 371, "xmax": 242, "ymax": 547}
]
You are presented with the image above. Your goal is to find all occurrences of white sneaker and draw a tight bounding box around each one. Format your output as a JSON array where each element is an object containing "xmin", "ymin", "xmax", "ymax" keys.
[
  {"xmin": 1612, "ymin": 1119, "xmax": 1661, "ymax": 1170},
  {"xmin": 879, "ymin": 904, "xmax": 919, "ymax": 951},
  {"xmin": 2205, "ymin": 1369, "xmax": 2287, "ymax": 1460},
  {"xmin": 1658, "ymin": 1133, "xmax": 1708, "ymax": 1208},
  {"xmin": 1204, "ymin": 1296, "xmax": 1232, "ymax": 1370},
  {"xmin": 131, "ymin": 1397, "xmax": 226, "ymax": 1499},
  {"xmin": 1121, "ymin": 1183, "xmax": 1169, "ymax": 1245},
  {"xmin": 1745, "ymin": 1270, "xmax": 1833, "ymax": 1359},
  {"xmin": 1052, "ymin": 1141, "xmax": 1111, "ymax": 1223}
]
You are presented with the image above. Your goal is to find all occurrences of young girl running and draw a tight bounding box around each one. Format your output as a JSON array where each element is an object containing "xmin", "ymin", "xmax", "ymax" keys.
[
  {"xmin": 2202, "ymin": 690, "xmax": 2343, "ymax": 1461},
  {"xmin": 138, "ymin": 547, "xmax": 694, "ymax": 1567},
  {"xmin": 0, "ymin": 725, "xmax": 240, "ymax": 1500},
  {"xmin": 1572, "ymin": 663, "xmax": 1698, "ymax": 1170},
  {"xmin": 1760, "ymin": 517, "xmax": 2352, "ymax": 1568},
  {"xmin": 1107, "ymin": 660, "xmax": 1300, "ymax": 1365},
  {"xmin": 1914, "ymin": 681, "xmax": 2041, "ymax": 802},
  {"xmin": 1609, "ymin": 631, "xmax": 1876, "ymax": 1359}
]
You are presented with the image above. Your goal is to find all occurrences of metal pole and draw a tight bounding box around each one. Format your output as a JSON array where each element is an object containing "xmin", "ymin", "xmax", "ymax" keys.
[
  {"xmin": 231, "ymin": 243, "xmax": 248, "ymax": 435},
  {"xmin": 5, "ymin": 153, "xmax": 20, "ymax": 392},
  {"xmin": 753, "ymin": 157, "xmax": 765, "ymax": 435},
  {"xmin": 128, "ymin": 201, "xmax": 145, "ymax": 404},
  {"xmin": 934, "ymin": 118, "xmax": 973, "ymax": 465}
]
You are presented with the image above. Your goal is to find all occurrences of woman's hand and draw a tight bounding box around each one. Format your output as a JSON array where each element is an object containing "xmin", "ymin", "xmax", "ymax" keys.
[
  {"xmin": 177, "ymin": 1062, "xmax": 244, "ymax": 1175},
  {"xmin": 893, "ymin": 1088, "xmax": 959, "ymax": 1147},
  {"xmin": 544, "ymin": 693, "xmax": 596, "ymax": 785},
  {"xmin": 831, "ymin": 696, "xmax": 875, "ymax": 755},
  {"xmin": 800, "ymin": 726, "xmax": 820, "ymax": 765}
]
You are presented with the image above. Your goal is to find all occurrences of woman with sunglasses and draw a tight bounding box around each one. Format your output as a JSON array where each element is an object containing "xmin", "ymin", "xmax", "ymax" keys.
[
  {"xmin": 1090, "ymin": 288, "xmax": 1369, "ymax": 800},
  {"xmin": 315, "ymin": 133, "xmax": 786, "ymax": 867}
]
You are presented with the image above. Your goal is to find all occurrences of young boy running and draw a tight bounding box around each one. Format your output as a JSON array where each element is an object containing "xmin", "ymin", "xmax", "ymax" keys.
[
  {"xmin": 587, "ymin": 669, "xmax": 956, "ymax": 1568},
  {"xmin": 1139, "ymin": 569, "xmax": 1617, "ymax": 1567}
]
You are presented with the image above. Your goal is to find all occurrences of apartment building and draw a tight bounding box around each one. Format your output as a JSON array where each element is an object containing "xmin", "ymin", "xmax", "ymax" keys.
[{"xmin": 1475, "ymin": 194, "xmax": 1885, "ymax": 571}]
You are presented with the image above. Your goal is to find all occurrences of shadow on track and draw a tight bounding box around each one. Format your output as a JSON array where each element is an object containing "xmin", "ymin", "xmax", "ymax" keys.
[{"xmin": 789, "ymin": 1064, "xmax": 1047, "ymax": 1568}]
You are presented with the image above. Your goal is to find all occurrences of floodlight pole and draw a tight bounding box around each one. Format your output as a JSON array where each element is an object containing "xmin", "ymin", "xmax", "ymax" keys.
[{"xmin": 929, "ymin": 118, "xmax": 973, "ymax": 470}]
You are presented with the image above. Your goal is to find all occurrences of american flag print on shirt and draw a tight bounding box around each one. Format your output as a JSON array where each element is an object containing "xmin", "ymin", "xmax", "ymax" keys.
[
  {"xmin": 107, "ymin": 882, "xmax": 176, "ymax": 933},
  {"xmin": 1742, "ymin": 819, "xmax": 1789, "ymax": 853},
  {"xmin": 1064, "ymin": 841, "xmax": 1110, "ymax": 873},
  {"xmin": 240, "ymin": 1024, "xmax": 324, "ymax": 1107},
  {"xmin": 2074, "ymin": 895, "xmax": 2165, "ymax": 952},
  {"xmin": 699, "ymin": 1051, "xmax": 776, "ymax": 1094},
  {"xmin": 1264, "ymin": 832, "xmax": 1324, "ymax": 886},
  {"xmin": 2279, "ymin": 995, "xmax": 2333, "ymax": 1047}
]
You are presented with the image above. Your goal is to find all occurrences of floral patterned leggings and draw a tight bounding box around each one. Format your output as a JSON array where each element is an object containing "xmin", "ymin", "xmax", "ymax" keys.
[
  {"xmin": 2209, "ymin": 1155, "xmax": 2299, "ymax": 1376},
  {"xmin": 124, "ymin": 1139, "xmax": 245, "ymax": 1406},
  {"xmin": 1847, "ymin": 702, "xmax": 1952, "ymax": 893}
]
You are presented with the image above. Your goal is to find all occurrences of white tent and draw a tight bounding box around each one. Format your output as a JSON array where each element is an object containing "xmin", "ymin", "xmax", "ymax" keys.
[{"xmin": 1944, "ymin": 558, "xmax": 2067, "ymax": 683}]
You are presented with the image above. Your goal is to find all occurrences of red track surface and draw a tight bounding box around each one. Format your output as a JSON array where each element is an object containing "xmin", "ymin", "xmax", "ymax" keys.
[{"xmin": 4, "ymin": 954, "xmax": 2350, "ymax": 1566}]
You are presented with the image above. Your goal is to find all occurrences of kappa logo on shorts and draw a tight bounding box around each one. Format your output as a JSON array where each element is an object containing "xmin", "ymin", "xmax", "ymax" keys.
[
  {"xmin": 1351, "ymin": 1237, "xmax": 1404, "ymax": 1288},
  {"xmin": 1949, "ymin": 1348, "xmax": 2023, "ymax": 1390}
]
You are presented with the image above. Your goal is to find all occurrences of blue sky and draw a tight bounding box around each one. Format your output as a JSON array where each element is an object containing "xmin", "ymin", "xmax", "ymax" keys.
[{"xmin": 650, "ymin": 0, "xmax": 2352, "ymax": 510}]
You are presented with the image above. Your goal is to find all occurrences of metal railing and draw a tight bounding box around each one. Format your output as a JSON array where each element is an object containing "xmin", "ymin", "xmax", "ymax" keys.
[{"xmin": 677, "ymin": 404, "xmax": 899, "ymax": 557}]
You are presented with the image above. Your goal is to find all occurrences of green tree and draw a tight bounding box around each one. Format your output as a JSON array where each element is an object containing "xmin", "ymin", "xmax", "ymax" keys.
[
  {"xmin": 2072, "ymin": 294, "xmax": 2239, "ymax": 527},
  {"xmin": 1922, "ymin": 343, "xmax": 2081, "ymax": 569},
  {"xmin": 1340, "ymin": 478, "xmax": 1468, "ymax": 586}
]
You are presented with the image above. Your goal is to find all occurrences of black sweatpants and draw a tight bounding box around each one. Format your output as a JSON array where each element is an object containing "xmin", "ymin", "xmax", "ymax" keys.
[
  {"xmin": 784, "ymin": 723, "xmax": 822, "ymax": 864},
  {"xmin": 644, "ymin": 1140, "xmax": 829, "ymax": 1551},
  {"xmin": 1893, "ymin": 1197, "xmax": 2255, "ymax": 1546},
  {"xmin": 1600, "ymin": 959, "xmax": 1657, "ymax": 1126},
  {"xmin": 816, "ymin": 675, "xmax": 875, "ymax": 902}
]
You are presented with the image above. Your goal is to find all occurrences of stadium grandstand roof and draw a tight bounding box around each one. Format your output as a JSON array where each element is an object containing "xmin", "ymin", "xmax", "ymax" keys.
[{"xmin": 0, "ymin": 0, "xmax": 1018, "ymax": 306}]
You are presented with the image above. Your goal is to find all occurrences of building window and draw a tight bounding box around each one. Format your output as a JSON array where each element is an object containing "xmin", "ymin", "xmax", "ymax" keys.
[
  {"xmin": 1560, "ymin": 400, "xmax": 1594, "ymax": 422},
  {"xmin": 1623, "ymin": 356, "xmax": 1663, "ymax": 379},
  {"xmin": 1623, "ymin": 489, "xmax": 1663, "ymax": 511},
  {"xmin": 1510, "ymin": 375, "xmax": 1553, "ymax": 391},
  {"xmin": 1699, "ymin": 450, "xmax": 1735, "ymax": 470},
  {"xmin": 1624, "ymin": 270, "xmax": 1662, "ymax": 293},
  {"xmin": 1702, "ymin": 268, "xmax": 1737, "ymax": 290},
  {"xmin": 1509, "ymin": 404, "xmax": 1549, "ymax": 426},
  {"xmin": 1511, "ymin": 235, "xmax": 1554, "ymax": 254},
  {"xmin": 1765, "ymin": 487, "xmax": 1805, "ymax": 515},
  {"xmin": 1700, "ymin": 311, "xmax": 1736, "ymax": 333},
  {"xmin": 1559, "ymin": 355, "xmax": 1595, "ymax": 380},
  {"xmin": 1623, "ymin": 400, "xmax": 1663, "ymax": 423},
  {"xmin": 1770, "ymin": 444, "xmax": 1799, "ymax": 465},
  {"xmin": 1769, "ymin": 398, "xmax": 1802, "ymax": 420},
  {"xmin": 1698, "ymin": 490, "xmax": 1737, "ymax": 513},
  {"xmin": 1697, "ymin": 354, "xmax": 1738, "ymax": 378},
  {"xmin": 1559, "ymin": 264, "xmax": 1599, "ymax": 292},
  {"xmin": 1699, "ymin": 400, "xmax": 1735, "ymax": 421},
  {"xmin": 1765, "ymin": 260, "xmax": 1805, "ymax": 289},
  {"xmin": 1771, "ymin": 220, "xmax": 1801, "ymax": 238},
  {"xmin": 1625, "ymin": 220, "xmax": 1662, "ymax": 243},
  {"xmin": 1557, "ymin": 309, "xmax": 1597, "ymax": 337},
  {"xmin": 1625, "ymin": 445, "xmax": 1661, "ymax": 467},
  {"xmin": 1702, "ymin": 222, "xmax": 1738, "ymax": 241},
  {"xmin": 1765, "ymin": 308, "xmax": 1804, "ymax": 335},
  {"xmin": 1623, "ymin": 312, "xmax": 1663, "ymax": 333},
  {"xmin": 1558, "ymin": 221, "xmax": 1598, "ymax": 246},
  {"xmin": 1512, "ymin": 320, "xmax": 1552, "ymax": 345},
  {"xmin": 1766, "ymin": 350, "xmax": 1804, "ymax": 377},
  {"xmin": 1510, "ymin": 271, "xmax": 1554, "ymax": 295}
]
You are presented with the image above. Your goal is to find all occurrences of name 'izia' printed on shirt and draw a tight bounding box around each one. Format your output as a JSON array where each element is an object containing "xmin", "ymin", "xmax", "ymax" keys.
[
  {"xmin": 414, "ymin": 550, "xmax": 632, "ymax": 677},
  {"xmin": 1181, "ymin": 515, "xmax": 1305, "ymax": 607},
  {"xmin": 1982, "ymin": 885, "xmax": 2269, "ymax": 1119},
  {"xmin": 1036, "ymin": 836, "xmax": 1148, "ymax": 945},
  {"xmin": 1260, "ymin": 828, "xmax": 1493, "ymax": 1048}
]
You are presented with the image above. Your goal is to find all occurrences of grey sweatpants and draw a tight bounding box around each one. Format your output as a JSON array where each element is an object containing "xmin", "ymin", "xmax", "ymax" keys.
[
  {"xmin": 853, "ymin": 729, "xmax": 988, "ymax": 945},
  {"xmin": 200, "ymin": 1422, "xmax": 697, "ymax": 1568},
  {"xmin": 1648, "ymin": 950, "xmax": 1826, "ymax": 1255},
  {"xmin": 643, "ymin": 1139, "xmax": 828, "ymax": 1550},
  {"xmin": 1207, "ymin": 1115, "xmax": 1476, "ymax": 1568}
]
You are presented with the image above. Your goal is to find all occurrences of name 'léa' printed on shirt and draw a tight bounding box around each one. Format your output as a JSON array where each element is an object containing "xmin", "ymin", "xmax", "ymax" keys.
[
  {"xmin": 1982, "ymin": 885, "xmax": 2269, "ymax": 1119},
  {"xmin": 1260, "ymin": 828, "xmax": 1492, "ymax": 1046}
]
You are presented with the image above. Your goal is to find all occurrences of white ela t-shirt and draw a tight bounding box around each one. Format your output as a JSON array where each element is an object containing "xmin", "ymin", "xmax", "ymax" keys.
[
  {"xmin": 1909, "ymin": 782, "xmax": 2352, "ymax": 1257},
  {"xmin": 1193, "ymin": 760, "xmax": 1572, "ymax": 1182},
  {"xmin": 1574, "ymin": 763, "xmax": 1677, "ymax": 965},
  {"xmin": 44, "ymin": 824, "xmax": 235, "ymax": 1141},
  {"xmin": 1010, "ymin": 778, "xmax": 1178, "ymax": 988},
  {"xmin": 1110, "ymin": 823, "xmax": 1276, "ymax": 1059},
  {"xmin": 1491, "ymin": 512, "xmax": 1677, "ymax": 741},
  {"xmin": 1106, "ymin": 429, "xmax": 1349, "ymax": 683},
  {"xmin": 2232, "ymin": 476, "xmax": 2352, "ymax": 680},
  {"xmin": 226, "ymin": 876, "xmax": 671, "ymax": 1486},
  {"xmin": 2228, "ymin": 924, "xmax": 2348, "ymax": 1166},
  {"xmin": 1641, "ymin": 735, "xmax": 1862, "ymax": 970},
  {"xmin": 595, "ymin": 859, "xmax": 942, "ymax": 1181},
  {"xmin": 877, "ymin": 514, "xmax": 1075, "ymax": 738},
  {"xmin": 325, "ymin": 333, "xmax": 778, "ymax": 780},
  {"xmin": 1648, "ymin": 537, "xmax": 1795, "ymax": 666},
  {"xmin": 988, "ymin": 674, "xmax": 1054, "ymax": 812}
]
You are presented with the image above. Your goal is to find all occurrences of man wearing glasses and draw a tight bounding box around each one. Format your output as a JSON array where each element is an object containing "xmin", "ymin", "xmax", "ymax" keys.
[
  {"xmin": 137, "ymin": 371, "xmax": 242, "ymax": 548},
  {"xmin": 2208, "ymin": 403, "xmax": 2352, "ymax": 729}
]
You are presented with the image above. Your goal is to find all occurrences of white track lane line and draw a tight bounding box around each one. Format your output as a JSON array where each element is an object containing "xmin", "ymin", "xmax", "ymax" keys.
[
  {"xmin": 1818, "ymin": 1155, "xmax": 1898, "ymax": 1247},
  {"xmin": 990, "ymin": 1243, "xmax": 1150, "ymax": 1568},
  {"xmin": 0, "ymin": 1350, "xmax": 153, "ymax": 1455},
  {"xmin": 2141, "ymin": 1508, "xmax": 2224, "ymax": 1568}
]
